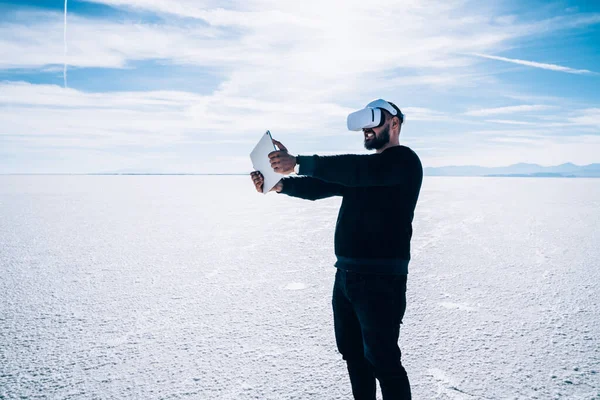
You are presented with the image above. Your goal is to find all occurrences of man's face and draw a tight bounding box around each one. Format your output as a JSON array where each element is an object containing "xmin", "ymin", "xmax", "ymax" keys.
[{"xmin": 363, "ymin": 116, "xmax": 391, "ymax": 150}]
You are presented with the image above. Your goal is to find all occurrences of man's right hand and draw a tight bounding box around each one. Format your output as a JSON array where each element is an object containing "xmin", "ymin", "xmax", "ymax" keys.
[{"xmin": 250, "ymin": 171, "xmax": 283, "ymax": 193}]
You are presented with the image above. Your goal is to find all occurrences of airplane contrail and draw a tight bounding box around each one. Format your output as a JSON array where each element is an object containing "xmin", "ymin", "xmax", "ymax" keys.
[
  {"xmin": 64, "ymin": 0, "xmax": 68, "ymax": 88},
  {"xmin": 472, "ymin": 53, "xmax": 594, "ymax": 75}
]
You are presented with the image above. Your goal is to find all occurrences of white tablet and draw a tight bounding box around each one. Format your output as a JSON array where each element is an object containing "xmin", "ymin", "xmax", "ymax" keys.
[{"xmin": 250, "ymin": 130, "xmax": 284, "ymax": 194}]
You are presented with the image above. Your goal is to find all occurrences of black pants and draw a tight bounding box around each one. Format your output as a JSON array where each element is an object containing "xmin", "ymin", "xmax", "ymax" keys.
[{"xmin": 332, "ymin": 268, "xmax": 411, "ymax": 400}]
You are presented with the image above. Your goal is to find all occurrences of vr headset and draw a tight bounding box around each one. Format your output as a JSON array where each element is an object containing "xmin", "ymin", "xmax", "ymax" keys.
[{"xmin": 347, "ymin": 99, "xmax": 404, "ymax": 131}]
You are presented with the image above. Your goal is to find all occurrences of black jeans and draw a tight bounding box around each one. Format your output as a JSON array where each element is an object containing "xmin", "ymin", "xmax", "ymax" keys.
[{"xmin": 332, "ymin": 268, "xmax": 411, "ymax": 400}]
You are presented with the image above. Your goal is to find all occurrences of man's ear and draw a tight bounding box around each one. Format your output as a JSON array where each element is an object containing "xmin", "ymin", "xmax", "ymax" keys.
[{"xmin": 392, "ymin": 116, "xmax": 401, "ymax": 133}]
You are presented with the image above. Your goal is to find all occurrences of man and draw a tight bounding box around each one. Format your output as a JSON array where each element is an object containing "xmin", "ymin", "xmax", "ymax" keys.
[{"xmin": 250, "ymin": 99, "xmax": 422, "ymax": 400}]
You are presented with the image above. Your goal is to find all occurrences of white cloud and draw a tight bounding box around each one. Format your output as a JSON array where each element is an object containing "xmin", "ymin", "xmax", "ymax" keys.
[
  {"xmin": 4, "ymin": 2, "xmax": 595, "ymax": 102},
  {"xmin": 0, "ymin": 81, "xmax": 352, "ymax": 150},
  {"xmin": 0, "ymin": 12, "xmax": 237, "ymax": 70},
  {"xmin": 424, "ymin": 134, "xmax": 600, "ymax": 167},
  {"xmin": 465, "ymin": 105, "xmax": 554, "ymax": 117},
  {"xmin": 1, "ymin": 2, "xmax": 600, "ymax": 172},
  {"xmin": 1, "ymin": 3, "xmax": 598, "ymax": 111},
  {"xmin": 402, "ymin": 107, "xmax": 451, "ymax": 122},
  {"xmin": 567, "ymin": 108, "xmax": 600, "ymax": 127},
  {"xmin": 485, "ymin": 119, "xmax": 538, "ymax": 125},
  {"xmin": 471, "ymin": 53, "xmax": 595, "ymax": 74}
]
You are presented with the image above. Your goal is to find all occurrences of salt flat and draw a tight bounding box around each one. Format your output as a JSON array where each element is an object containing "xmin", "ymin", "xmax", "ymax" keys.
[{"xmin": 1, "ymin": 175, "xmax": 599, "ymax": 399}]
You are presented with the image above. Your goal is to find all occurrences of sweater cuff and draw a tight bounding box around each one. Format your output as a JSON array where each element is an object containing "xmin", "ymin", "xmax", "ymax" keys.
[
  {"xmin": 278, "ymin": 177, "xmax": 291, "ymax": 194},
  {"xmin": 296, "ymin": 155, "xmax": 317, "ymax": 177}
]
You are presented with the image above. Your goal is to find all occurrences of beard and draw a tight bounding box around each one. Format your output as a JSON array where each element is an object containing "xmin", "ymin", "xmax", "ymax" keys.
[{"xmin": 364, "ymin": 123, "xmax": 390, "ymax": 150}]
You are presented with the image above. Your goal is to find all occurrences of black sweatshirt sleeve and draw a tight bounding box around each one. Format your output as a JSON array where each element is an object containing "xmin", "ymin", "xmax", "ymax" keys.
[
  {"xmin": 278, "ymin": 176, "xmax": 345, "ymax": 201},
  {"xmin": 296, "ymin": 148, "xmax": 421, "ymax": 187}
]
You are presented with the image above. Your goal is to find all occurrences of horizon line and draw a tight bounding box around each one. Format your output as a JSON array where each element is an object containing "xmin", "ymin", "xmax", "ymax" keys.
[{"xmin": 1, "ymin": 161, "xmax": 599, "ymax": 176}]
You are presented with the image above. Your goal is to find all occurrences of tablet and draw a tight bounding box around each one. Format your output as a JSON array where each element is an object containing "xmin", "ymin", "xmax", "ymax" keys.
[{"xmin": 250, "ymin": 130, "xmax": 284, "ymax": 194}]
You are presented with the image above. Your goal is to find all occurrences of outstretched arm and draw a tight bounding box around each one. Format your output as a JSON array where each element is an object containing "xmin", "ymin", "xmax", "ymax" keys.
[
  {"xmin": 265, "ymin": 138, "xmax": 420, "ymax": 189},
  {"xmin": 296, "ymin": 150, "xmax": 422, "ymax": 187},
  {"xmin": 250, "ymin": 171, "xmax": 344, "ymax": 200},
  {"xmin": 278, "ymin": 176, "xmax": 345, "ymax": 201}
]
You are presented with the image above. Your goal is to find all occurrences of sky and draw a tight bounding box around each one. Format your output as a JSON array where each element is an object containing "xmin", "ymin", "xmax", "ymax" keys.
[{"xmin": 0, "ymin": 0, "xmax": 599, "ymax": 174}]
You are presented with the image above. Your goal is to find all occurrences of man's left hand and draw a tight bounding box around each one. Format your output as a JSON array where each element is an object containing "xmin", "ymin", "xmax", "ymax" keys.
[{"xmin": 269, "ymin": 139, "xmax": 296, "ymax": 175}]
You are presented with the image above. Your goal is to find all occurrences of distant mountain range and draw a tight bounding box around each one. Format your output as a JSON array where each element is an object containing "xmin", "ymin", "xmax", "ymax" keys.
[{"xmin": 424, "ymin": 163, "xmax": 600, "ymax": 178}]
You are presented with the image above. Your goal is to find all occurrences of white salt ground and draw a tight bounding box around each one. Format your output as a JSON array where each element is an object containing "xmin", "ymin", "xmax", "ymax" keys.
[{"xmin": 1, "ymin": 175, "xmax": 598, "ymax": 399}]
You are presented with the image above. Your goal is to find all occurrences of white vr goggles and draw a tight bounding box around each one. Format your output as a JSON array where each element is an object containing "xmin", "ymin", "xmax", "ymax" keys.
[{"xmin": 347, "ymin": 99, "xmax": 404, "ymax": 131}]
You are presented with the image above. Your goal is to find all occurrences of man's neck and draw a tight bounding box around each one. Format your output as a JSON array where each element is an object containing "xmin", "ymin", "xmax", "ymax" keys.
[{"xmin": 376, "ymin": 142, "xmax": 400, "ymax": 154}]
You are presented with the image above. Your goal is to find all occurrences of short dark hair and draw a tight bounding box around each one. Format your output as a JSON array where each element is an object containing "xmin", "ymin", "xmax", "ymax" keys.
[{"xmin": 381, "ymin": 106, "xmax": 403, "ymax": 125}]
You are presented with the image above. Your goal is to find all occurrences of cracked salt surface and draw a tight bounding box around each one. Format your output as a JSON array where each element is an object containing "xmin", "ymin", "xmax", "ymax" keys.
[
  {"xmin": 284, "ymin": 282, "xmax": 307, "ymax": 291},
  {"xmin": 1, "ymin": 176, "xmax": 599, "ymax": 399}
]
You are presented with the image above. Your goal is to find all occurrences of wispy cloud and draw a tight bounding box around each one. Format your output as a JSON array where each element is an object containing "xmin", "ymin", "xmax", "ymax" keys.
[
  {"xmin": 566, "ymin": 108, "xmax": 600, "ymax": 127},
  {"xmin": 480, "ymin": 110, "xmax": 600, "ymax": 130},
  {"xmin": 1, "ymin": 1, "xmax": 600, "ymax": 172},
  {"xmin": 2, "ymin": 4, "xmax": 596, "ymax": 101},
  {"xmin": 0, "ymin": 81, "xmax": 351, "ymax": 148},
  {"xmin": 465, "ymin": 105, "xmax": 554, "ymax": 117},
  {"xmin": 472, "ymin": 53, "xmax": 595, "ymax": 75},
  {"xmin": 485, "ymin": 119, "xmax": 538, "ymax": 125},
  {"xmin": 424, "ymin": 133, "xmax": 600, "ymax": 167}
]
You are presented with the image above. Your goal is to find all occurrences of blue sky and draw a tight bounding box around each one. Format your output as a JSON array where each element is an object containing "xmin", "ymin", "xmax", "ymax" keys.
[{"xmin": 0, "ymin": 0, "xmax": 599, "ymax": 173}]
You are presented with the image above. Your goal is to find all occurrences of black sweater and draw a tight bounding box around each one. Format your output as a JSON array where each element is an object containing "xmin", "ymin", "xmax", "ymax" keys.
[{"xmin": 279, "ymin": 145, "xmax": 422, "ymax": 274}]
